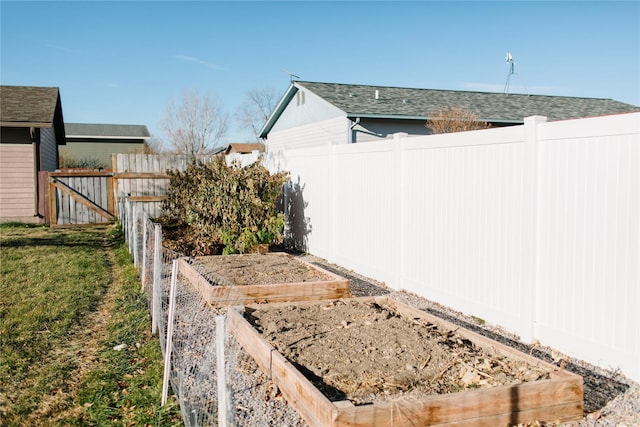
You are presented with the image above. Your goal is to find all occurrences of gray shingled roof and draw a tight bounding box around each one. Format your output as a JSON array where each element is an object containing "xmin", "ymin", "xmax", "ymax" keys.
[
  {"xmin": 296, "ymin": 81, "xmax": 639, "ymax": 123},
  {"xmin": 0, "ymin": 85, "xmax": 61, "ymax": 124},
  {"xmin": 66, "ymin": 123, "xmax": 151, "ymax": 139}
]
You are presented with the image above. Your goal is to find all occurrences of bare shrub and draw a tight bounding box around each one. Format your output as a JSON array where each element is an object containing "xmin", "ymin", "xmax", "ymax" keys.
[{"xmin": 426, "ymin": 107, "xmax": 491, "ymax": 134}]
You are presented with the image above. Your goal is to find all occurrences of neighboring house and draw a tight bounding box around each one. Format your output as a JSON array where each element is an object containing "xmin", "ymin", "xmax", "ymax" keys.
[
  {"xmin": 224, "ymin": 143, "xmax": 265, "ymax": 155},
  {"xmin": 259, "ymin": 81, "xmax": 640, "ymax": 151},
  {"xmin": 61, "ymin": 123, "xmax": 151, "ymax": 168},
  {"xmin": 0, "ymin": 85, "xmax": 66, "ymax": 223}
]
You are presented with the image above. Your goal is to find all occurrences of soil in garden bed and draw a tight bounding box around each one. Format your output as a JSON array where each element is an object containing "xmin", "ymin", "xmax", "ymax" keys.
[
  {"xmin": 244, "ymin": 299, "xmax": 552, "ymax": 406},
  {"xmin": 192, "ymin": 253, "xmax": 335, "ymax": 286}
]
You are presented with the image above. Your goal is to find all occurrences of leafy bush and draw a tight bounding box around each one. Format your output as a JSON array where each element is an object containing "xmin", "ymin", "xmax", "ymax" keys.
[{"xmin": 160, "ymin": 157, "xmax": 289, "ymax": 255}]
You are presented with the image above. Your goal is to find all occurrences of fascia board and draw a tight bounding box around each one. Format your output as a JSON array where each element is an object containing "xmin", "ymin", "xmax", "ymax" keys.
[
  {"xmin": 347, "ymin": 114, "xmax": 523, "ymax": 125},
  {"xmin": 66, "ymin": 135, "xmax": 151, "ymax": 140},
  {"xmin": 258, "ymin": 83, "xmax": 299, "ymax": 138}
]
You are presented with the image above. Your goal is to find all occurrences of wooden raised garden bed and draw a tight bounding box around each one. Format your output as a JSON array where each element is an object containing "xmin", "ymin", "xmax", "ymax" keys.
[
  {"xmin": 178, "ymin": 253, "xmax": 350, "ymax": 305},
  {"xmin": 228, "ymin": 296, "xmax": 583, "ymax": 427}
]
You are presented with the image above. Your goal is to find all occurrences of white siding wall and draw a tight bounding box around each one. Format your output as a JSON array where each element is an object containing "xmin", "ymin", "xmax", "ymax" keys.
[
  {"xmin": 0, "ymin": 143, "xmax": 36, "ymax": 222},
  {"xmin": 266, "ymin": 117, "xmax": 349, "ymax": 152},
  {"xmin": 271, "ymin": 88, "xmax": 344, "ymax": 133},
  {"xmin": 262, "ymin": 113, "xmax": 640, "ymax": 381},
  {"xmin": 266, "ymin": 87, "xmax": 348, "ymax": 152}
]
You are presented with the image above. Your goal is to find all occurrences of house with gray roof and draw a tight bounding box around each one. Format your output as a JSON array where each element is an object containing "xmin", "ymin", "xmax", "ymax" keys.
[
  {"xmin": 62, "ymin": 123, "xmax": 151, "ymax": 168},
  {"xmin": 259, "ymin": 81, "xmax": 639, "ymax": 151},
  {"xmin": 0, "ymin": 85, "xmax": 66, "ymax": 223}
]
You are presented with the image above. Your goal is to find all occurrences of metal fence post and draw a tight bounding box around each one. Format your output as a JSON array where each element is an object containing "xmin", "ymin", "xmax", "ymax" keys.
[
  {"xmin": 162, "ymin": 258, "xmax": 179, "ymax": 406},
  {"xmin": 152, "ymin": 223, "xmax": 162, "ymax": 335},
  {"xmin": 132, "ymin": 203, "xmax": 139, "ymax": 267},
  {"xmin": 216, "ymin": 315, "xmax": 229, "ymax": 426},
  {"xmin": 141, "ymin": 211, "xmax": 148, "ymax": 292}
]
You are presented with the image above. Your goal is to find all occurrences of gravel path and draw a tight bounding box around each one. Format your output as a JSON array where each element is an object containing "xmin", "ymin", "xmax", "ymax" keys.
[{"xmin": 301, "ymin": 254, "xmax": 640, "ymax": 426}]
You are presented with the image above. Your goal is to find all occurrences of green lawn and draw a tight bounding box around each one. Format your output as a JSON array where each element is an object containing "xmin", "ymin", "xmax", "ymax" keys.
[{"xmin": 0, "ymin": 223, "xmax": 182, "ymax": 426}]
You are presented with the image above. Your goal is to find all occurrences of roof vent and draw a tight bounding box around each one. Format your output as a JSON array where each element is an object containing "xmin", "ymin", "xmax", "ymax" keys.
[{"xmin": 375, "ymin": 89, "xmax": 379, "ymax": 100}]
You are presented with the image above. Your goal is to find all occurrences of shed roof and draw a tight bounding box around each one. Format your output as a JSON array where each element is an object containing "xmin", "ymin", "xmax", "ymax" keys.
[
  {"xmin": 65, "ymin": 123, "xmax": 151, "ymax": 140},
  {"xmin": 0, "ymin": 85, "xmax": 62, "ymax": 125},
  {"xmin": 260, "ymin": 81, "xmax": 640, "ymax": 137},
  {"xmin": 225, "ymin": 143, "xmax": 265, "ymax": 154}
]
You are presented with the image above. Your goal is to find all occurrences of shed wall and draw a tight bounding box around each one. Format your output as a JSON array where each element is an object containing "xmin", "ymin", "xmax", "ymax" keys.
[{"xmin": 0, "ymin": 143, "xmax": 37, "ymax": 222}]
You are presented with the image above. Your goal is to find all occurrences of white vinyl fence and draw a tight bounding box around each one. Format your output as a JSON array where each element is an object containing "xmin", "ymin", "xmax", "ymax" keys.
[{"xmin": 259, "ymin": 113, "xmax": 640, "ymax": 382}]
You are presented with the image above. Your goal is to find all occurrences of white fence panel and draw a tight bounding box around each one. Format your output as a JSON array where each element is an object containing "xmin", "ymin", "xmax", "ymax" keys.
[
  {"xmin": 399, "ymin": 125, "xmax": 531, "ymax": 338},
  {"xmin": 535, "ymin": 113, "xmax": 640, "ymax": 380},
  {"xmin": 332, "ymin": 139, "xmax": 399, "ymax": 285},
  {"xmin": 261, "ymin": 112, "xmax": 640, "ymax": 381},
  {"xmin": 281, "ymin": 145, "xmax": 333, "ymax": 260}
]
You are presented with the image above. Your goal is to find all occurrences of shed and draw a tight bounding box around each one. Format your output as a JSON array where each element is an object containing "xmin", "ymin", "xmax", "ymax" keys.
[{"xmin": 0, "ymin": 85, "xmax": 66, "ymax": 223}]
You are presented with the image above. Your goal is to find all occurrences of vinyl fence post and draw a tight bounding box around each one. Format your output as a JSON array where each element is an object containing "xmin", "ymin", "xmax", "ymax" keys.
[
  {"xmin": 152, "ymin": 223, "xmax": 162, "ymax": 335},
  {"xmin": 328, "ymin": 141, "xmax": 336, "ymax": 264},
  {"xmin": 162, "ymin": 258, "xmax": 179, "ymax": 406},
  {"xmin": 393, "ymin": 132, "xmax": 408, "ymax": 291},
  {"xmin": 521, "ymin": 115, "xmax": 547, "ymax": 344}
]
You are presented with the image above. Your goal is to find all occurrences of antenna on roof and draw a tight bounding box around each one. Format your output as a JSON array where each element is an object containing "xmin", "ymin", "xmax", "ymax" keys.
[
  {"xmin": 503, "ymin": 53, "xmax": 529, "ymax": 95},
  {"xmin": 284, "ymin": 70, "xmax": 300, "ymax": 83}
]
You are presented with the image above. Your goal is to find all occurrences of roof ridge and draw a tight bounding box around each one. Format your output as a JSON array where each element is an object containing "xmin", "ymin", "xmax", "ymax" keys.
[{"xmin": 296, "ymin": 81, "xmax": 619, "ymax": 102}]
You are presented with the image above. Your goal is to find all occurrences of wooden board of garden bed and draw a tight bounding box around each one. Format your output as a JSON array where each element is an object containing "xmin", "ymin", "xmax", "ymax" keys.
[
  {"xmin": 227, "ymin": 296, "xmax": 583, "ymax": 427},
  {"xmin": 178, "ymin": 253, "xmax": 350, "ymax": 306}
]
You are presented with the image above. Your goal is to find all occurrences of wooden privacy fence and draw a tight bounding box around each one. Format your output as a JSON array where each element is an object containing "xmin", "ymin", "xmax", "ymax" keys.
[
  {"xmin": 47, "ymin": 154, "xmax": 217, "ymax": 226},
  {"xmin": 113, "ymin": 153, "xmax": 216, "ymax": 218}
]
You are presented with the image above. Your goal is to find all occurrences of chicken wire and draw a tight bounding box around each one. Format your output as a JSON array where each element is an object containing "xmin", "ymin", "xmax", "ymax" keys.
[{"xmin": 118, "ymin": 198, "xmax": 306, "ymax": 427}]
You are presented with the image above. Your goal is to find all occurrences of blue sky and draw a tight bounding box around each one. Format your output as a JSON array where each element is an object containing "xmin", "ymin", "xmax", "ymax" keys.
[{"xmin": 2, "ymin": 1, "xmax": 639, "ymax": 147}]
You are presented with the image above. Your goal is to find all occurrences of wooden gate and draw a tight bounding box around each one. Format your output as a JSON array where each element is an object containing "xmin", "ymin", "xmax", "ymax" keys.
[{"xmin": 48, "ymin": 171, "xmax": 115, "ymax": 227}]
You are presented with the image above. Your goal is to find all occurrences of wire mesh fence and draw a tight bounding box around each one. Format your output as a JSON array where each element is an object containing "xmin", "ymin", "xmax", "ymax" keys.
[{"xmin": 117, "ymin": 196, "xmax": 306, "ymax": 427}]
